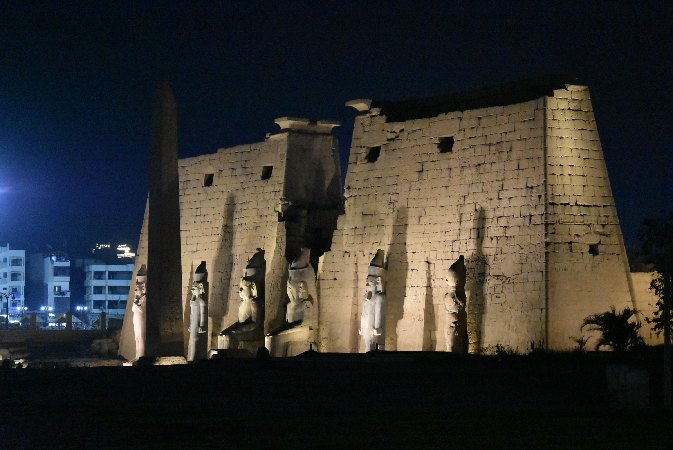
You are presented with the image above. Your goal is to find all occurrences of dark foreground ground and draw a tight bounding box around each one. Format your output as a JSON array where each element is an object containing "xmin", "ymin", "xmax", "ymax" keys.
[{"xmin": 1, "ymin": 351, "xmax": 672, "ymax": 449}]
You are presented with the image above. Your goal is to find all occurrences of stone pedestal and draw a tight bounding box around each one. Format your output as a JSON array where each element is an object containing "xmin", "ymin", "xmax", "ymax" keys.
[{"xmin": 265, "ymin": 326, "xmax": 314, "ymax": 357}]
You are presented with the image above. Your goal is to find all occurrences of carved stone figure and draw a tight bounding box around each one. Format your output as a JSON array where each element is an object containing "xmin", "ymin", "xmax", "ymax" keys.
[
  {"xmin": 444, "ymin": 255, "xmax": 467, "ymax": 353},
  {"xmin": 187, "ymin": 261, "xmax": 208, "ymax": 362},
  {"xmin": 219, "ymin": 249, "xmax": 265, "ymax": 349},
  {"xmin": 360, "ymin": 249, "xmax": 386, "ymax": 352},
  {"xmin": 265, "ymin": 248, "xmax": 318, "ymax": 353},
  {"xmin": 132, "ymin": 264, "xmax": 147, "ymax": 360}
]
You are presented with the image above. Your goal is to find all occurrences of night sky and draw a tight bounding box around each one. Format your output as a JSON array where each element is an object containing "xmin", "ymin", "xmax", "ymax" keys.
[{"xmin": 1, "ymin": 1, "xmax": 671, "ymax": 259}]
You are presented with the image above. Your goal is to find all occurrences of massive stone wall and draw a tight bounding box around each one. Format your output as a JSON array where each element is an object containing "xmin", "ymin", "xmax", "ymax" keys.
[
  {"xmin": 318, "ymin": 82, "xmax": 635, "ymax": 353},
  {"xmin": 120, "ymin": 119, "xmax": 341, "ymax": 359},
  {"xmin": 178, "ymin": 137, "xmax": 287, "ymax": 353},
  {"xmin": 544, "ymin": 85, "xmax": 635, "ymax": 349},
  {"xmin": 120, "ymin": 80, "xmax": 639, "ymax": 359}
]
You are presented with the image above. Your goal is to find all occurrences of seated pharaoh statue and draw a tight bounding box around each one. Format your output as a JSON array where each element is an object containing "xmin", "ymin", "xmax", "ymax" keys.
[
  {"xmin": 218, "ymin": 249, "xmax": 265, "ymax": 351},
  {"xmin": 187, "ymin": 261, "xmax": 208, "ymax": 362},
  {"xmin": 359, "ymin": 249, "xmax": 386, "ymax": 352},
  {"xmin": 265, "ymin": 248, "xmax": 318, "ymax": 356},
  {"xmin": 444, "ymin": 255, "xmax": 468, "ymax": 353}
]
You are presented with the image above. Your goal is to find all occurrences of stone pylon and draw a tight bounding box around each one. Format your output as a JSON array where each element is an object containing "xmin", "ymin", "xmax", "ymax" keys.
[{"xmin": 146, "ymin": 81, "xmax": 184, "ymax": 357}]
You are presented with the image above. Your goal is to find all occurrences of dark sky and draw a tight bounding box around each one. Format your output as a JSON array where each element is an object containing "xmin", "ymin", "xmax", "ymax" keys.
[{"xmin": 1, "ymin": 1, "xmax": 671, "ymax": 258}]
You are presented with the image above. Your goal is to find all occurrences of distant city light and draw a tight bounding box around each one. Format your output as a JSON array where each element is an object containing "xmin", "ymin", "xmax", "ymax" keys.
[
  {"xmin": 93, "ymin": 243, "xmax": 111, "ymax": 254},
  {"xmin": 116, "ymin": 244, "xmax": 136, "ymax": 259}
]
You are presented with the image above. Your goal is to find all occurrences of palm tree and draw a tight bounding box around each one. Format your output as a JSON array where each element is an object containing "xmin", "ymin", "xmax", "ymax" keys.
[{"xmin": 581, "ymin": 306, "xmax": 644, "ymax": 352}]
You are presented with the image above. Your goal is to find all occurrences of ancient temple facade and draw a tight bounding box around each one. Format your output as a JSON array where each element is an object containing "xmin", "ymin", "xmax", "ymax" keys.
[
  {"xmin": 119, "ymin": 117, "xmax": 342, "ymax": 359},
  {"xmin": 319, "ymin": 79, "xmax": 635, "ymax": 353},
  {"xmin": 120, "ymin": 79, "xmax": 643, "ymax": 360}
]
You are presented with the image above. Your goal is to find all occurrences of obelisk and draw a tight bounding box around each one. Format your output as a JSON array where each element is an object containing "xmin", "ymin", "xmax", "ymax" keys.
[{"xmin": 146, "ymin": 82, "xmax": 184, "ymax": 357}]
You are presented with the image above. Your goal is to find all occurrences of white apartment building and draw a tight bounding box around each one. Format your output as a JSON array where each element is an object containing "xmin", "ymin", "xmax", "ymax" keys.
[
  {"xmin": 84, "ymin": 263, "xmax": 134, "ymax": 322},
  {"xmin": 0, "ymin": 244, "xmax": 26, "ymax": 323},
  {"xmin": 28, "ymin": 253, "xmax": 71, "ymax": 314}
]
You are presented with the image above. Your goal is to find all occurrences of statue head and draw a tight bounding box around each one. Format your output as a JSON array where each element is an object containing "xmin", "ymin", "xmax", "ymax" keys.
[
  {"xmin": 191, "ymin": 281, "xmax": 205, "ymax": 298},
  {"xmin": 287, "ymin": 279, "xmax": 309, "ymax": 303},
  {"xmin": 135, "ymin": 264, "xmax": 147, "ymax": 300},
  {"xmin": 241, "ymin": 249, "xmax": 265, "ymax": 300},
  {"xmin": 190, "ymin": 261, "xmax": 207, "ymax": 299},
  {"xmin": 239, "ymin": 278, "xmax": 257, "ymax": 301},
  {"xmin": 447, "ymin": 255, "xmax": 466, "ymax": 291},
  {"xmin": 287, "ymin": 248, "xmax": 316, "ymax": 304},
  {"xmin": 365, "ymin": 250, "xmax": 386, "ymax": 298}
]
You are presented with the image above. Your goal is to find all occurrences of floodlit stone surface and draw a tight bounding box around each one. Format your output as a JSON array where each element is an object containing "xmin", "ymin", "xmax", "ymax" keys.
[
  {"xmin": 121, "ymin": 79, "xmax": 652, "ymax": 357},
  {"xmin": 122, "ymin": 118, "xmax": 342, "ymax": 358},
  {"xmin": 319, "ymin": 81, "xmax": 637, "ymax": 352}
]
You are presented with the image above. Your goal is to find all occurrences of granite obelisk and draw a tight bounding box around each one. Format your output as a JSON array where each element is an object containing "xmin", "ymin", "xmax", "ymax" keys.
[{"xmin": 146, "ymin": 82, "xmax": 184, "ymax": 357}]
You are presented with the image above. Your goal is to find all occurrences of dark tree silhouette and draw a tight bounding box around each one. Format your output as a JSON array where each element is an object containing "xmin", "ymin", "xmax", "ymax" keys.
[
  {"xmin": 638, "ymin": 211, "xmax": 673, "ymax": 408},
  {"xmin": 581, "ymin": 306, "xmax": 643, "ymax": 352},
  {"xmin": 645, "ymin": 271, "xmax": 673, "ymax": 335}
]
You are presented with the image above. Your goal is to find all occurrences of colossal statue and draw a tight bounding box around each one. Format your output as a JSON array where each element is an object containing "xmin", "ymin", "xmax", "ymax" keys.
[
  {"xmin": 132, "ymin": 264, "xmax": 147, "ymax": 361},
  {"xmin": 444, "ymin": 255, "xmax": 467, "ymax": 353},
  {"xmin": 219, "ymin": 249, "xmax": 265, "ymax": 349},
  {"xmin": 187, "ymin": 261, "xmax": 208, "ymax": 362},
  {"xmin": 265, "ymin": 248, "xmax": 318, "ymax": 353},
  {"xmin": 360, "ymin": 250, "xmax": 386, "ymax": 352}
]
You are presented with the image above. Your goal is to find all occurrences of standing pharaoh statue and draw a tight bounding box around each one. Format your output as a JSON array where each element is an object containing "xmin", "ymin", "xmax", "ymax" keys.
[
  {"xmin": 265, "ymin": 248, "xmax": 318, "ymax": 354},
  {"xmin": 360, "ymin": 250, "xmax": 386, "ymax": 352},
  {"xmin": 444, "ymin": 255, "xmax": 467, "ymax": 353},
  {"xmin": 187, "ymin": 261, "xmax": 208, "ymax": 362},
  {"xmin": 132, "ymin": 264, "xmax": 147, "ymax": 361},
  {"xmin": 219, "ymin": 249, "xmax": 265, "ymax": 350}
]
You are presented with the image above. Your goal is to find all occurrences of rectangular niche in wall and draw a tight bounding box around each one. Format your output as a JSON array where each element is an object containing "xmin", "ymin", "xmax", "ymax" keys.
[
  {"xmin": 203, "ymin": 173, "xmax": 214, "ymax": 187},
  {"xmin": 261, "ymin": 165, "xmax": 273, "ymax": 180},
  {"xmin": 589, "ymin": 243, "xmax": 599, "ymax": 256},
  {"xmin": 438, "ymin": 136, "xmax": 454, "ymax": 153},
  {"xmin": 364, "ymin": 146, "xmax": 381, "ymax": 163}
]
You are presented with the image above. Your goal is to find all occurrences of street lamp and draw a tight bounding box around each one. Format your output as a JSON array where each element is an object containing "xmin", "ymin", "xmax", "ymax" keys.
[
  {"xmin": 1, "ymin": 291, "xmax": 15, "ymax": 328},
  {"xmin": 75, "ymin": 305, "xmax": 88, "ymax": 328}
]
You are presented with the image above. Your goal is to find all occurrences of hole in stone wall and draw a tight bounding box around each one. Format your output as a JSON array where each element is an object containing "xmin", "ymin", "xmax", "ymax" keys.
[
  {"xmin": 261, "ymin": 165, "xmax": 273, "ymax": 180},
  {"xmin": 203, "ymin": 173, "xmax": 214, "ymax": 187},
  {"xmin": 438, "ymin": 136, "xmax": 454, "ymax": 153},
  {"xmin": 364, "ymin": 146, "xmax": 381, "ymax": 163},
  {"xmin": 588, "ymin": 244, "xmax": 599, "ymax": 256}
]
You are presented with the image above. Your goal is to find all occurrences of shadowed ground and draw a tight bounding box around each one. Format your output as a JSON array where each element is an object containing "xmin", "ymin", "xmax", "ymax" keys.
[{"xmin": 1, "ymin": 351, "xmax": 671, "ymax": 449}]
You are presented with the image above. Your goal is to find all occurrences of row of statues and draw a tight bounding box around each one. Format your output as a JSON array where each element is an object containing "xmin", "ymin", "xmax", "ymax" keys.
[{"xmin": 129, "ymin": 249, "xmax": 467, "ymax": 361}]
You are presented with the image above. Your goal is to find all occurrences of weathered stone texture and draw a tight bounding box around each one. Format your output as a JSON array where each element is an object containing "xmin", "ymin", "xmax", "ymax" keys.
[
  {"xmin": 319, "ymin": 84, "xmax": 635, "ymax": 353},
  {"xmin": 121, "ymin": 81, "xmax": 638, "ymax": 357},
  {"xmin": 320, "ymin": 98, "xmax": 548, "ymax": 353},
  {"xmin": 545, "ymin": 85, "xmax": 634, "ymax": 349},
  {"xmin": 122, "ymin": 121, "xmax": 341, "ymax": 357}
]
